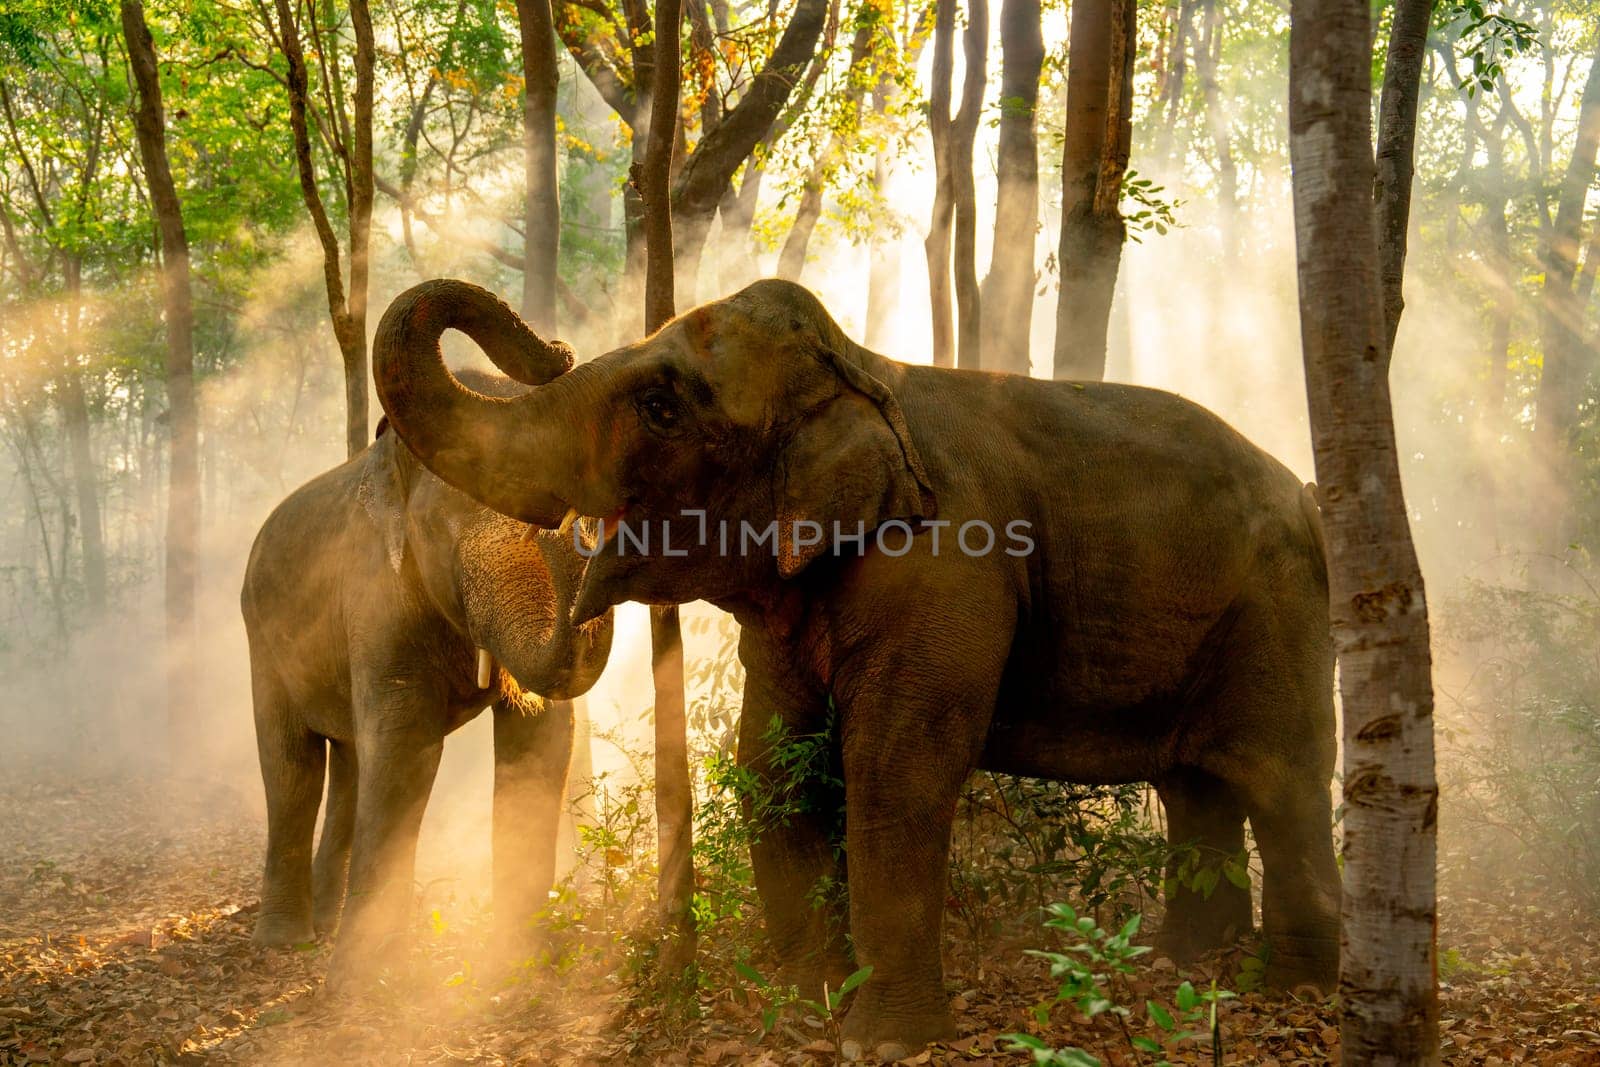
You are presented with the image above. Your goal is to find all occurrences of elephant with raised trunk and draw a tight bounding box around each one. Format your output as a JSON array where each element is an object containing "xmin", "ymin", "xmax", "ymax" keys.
[
  {"xmin": 241, "ymin": 350, "xmax": 613, "ymax": 974},
  {"xmin": 372, "ymin": 278, "xmax": 1339, "ymax": 1059}
]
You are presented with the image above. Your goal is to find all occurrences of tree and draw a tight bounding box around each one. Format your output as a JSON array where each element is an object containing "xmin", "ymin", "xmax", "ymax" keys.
[
  {"xmin": 1374, "ymin": 0, "xmax": 1435, "ymax": 352},
  {"xmin": 555, "ymin": 0, "xmax": 831, "ymax": 305},
  {"xmin": 1288, "ymin": 0, "xmax": 1439, "ymax": 1059},
  {"xmin": 924, "ymin": 0, "xmax": 987, "ymax": 369},
  {"xmin": 120, "ymin": 0, "xmax": 199, "ymax": 755},
  {"xmin": 1052, "ymin": 0, "xmax": 1134, "ymax": 382},
  {"xmin": 1534, "ymin": 37, "xmax": 1600, "ymax": 536},
  {"xmin": 635, "ymin": 0, "xmax": 696, "ymax": 989},
  {"xmin": 516, "ymin": 0, "xmax": 561, "ymax": 333},
  {"xmin": 269, "ymin": 0, "xmax": 376, "ymax": 458},
  {"xmin": 775, "ymin": 10, "xmax": 876, "ymax": 283},
  {"xmin": 978, "ymin": 0, "xmax": 1043, "ymax": 375},
  {"xmin": 0, "ymin": 37, "xmax": 114, "ymax": 611}
]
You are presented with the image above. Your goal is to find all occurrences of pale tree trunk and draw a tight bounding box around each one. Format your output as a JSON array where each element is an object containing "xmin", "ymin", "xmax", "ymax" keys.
[
  {"xmin": 1195, "ymin": 0, "xmax": 1236, "ymax": 259},
  {"xmin": 925, "ymin": 0, "xmax": 957, "ymax": 367},
  {"xmin": 776, "ymin": 17, "xmax": 874, "ymax": 281},
  {"xmin": 950, "ymin": 0, "xmax": 987, "ymax": 369},
  {"xmin": 57, "ymin": 261, "xmax": 106, "ymax": 612},
  {"xmin": 1155, "ymin": 0, "xmax": 1195, "ymax": 170},
  {"xmin": 1052, "ymin": 0, "xmax": 1134, "ymax": 381},
  {"xmin": 273, "ymin": 0, "xmax": 374, "ymax": 458},
  {"xmin": 865, "ymin": 108, "xmax": 900, "ymax": 349},
  {"xmin": 517, "ymin": 0, "xmax": 561, "ymax": 333},
  {"xmin": 1534, "ymin": 38, "xmax": 1600, "ymax": 539},
  {"xmin": 1374, "ymin": 0, "xmax": 1433, "ymax": 352},
  {"xmin": 122, "ymin": 0, "xmax": 201, "ymax": 756},
  {"xmin": 1288, "ymin": 0, "xmax": 1439, "ymax": 1060},
  {"xmin": 667, "ymin": 0, "xmax": 832, "ymax": 301},
  {"xmin": 979, "ymin": 0, "xmax": 1043, "ymax": 375},
  {"xmin": 636, "ymin": 0, "xmax": 696, "ymax": 989}
]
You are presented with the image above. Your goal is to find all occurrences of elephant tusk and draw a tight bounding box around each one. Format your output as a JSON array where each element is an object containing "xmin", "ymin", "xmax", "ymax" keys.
[
  {"xmin": 555, "ymin": 507, "xmax": 580, "ymax": 537},
  {"xmin": 476, "ymin": 648, "xmax": 493, "ymax": 689}
]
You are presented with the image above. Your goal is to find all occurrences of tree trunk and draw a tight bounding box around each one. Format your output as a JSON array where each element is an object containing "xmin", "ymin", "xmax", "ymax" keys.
[
  {"xmin": 1534, "ymin": 39, "xmax": 1600, "ymax": 514},
  {"xmin": 122, "ymin": 0, "xmax": 201, "ymax": 756},
  {"xmin": 56, "ymin": 263, "xmax": 106, "ymax": 612},
  {"xmin": 273, "ymin": 0, "xmax": 374, "ymax": 457},
  {"xmin": 951, "ymin": 0, "xmax": 987, "ymax": 370},
  {"xmin": 1052, "ymin": 0, "xmax": 1134, "ymax": 381},
  {"xmin": 777, "ymin": 17, "xmax": 875, "ymax": 282},
  {"xmin": 517, "ymin": 0, "xmax": 562, "ymax": 333},
  {"xmin": 1288, "ymin": 0, "xmax": 1439, "ymax": 1060},
  {"xmin": 1374, "ymin": 0, "xmax": 1433, "ymax": 354},
  {"xmin": 979, "ymin": 0, "xmax": 1043, "ymax": 375},
  {"xmin": 1195, "ymin": 0, "xmax": 1236, "ymax": 259},
  {"xmin": 865, "ymin": 102, "xmax": 899, "ymax": 350},
  {"xmin": 636, "ymin": 0, "xmax": 696, "ymax": 989},
  {"xmin": 924, "ymin": 0, "xmax": 957, "ymax": 368}
]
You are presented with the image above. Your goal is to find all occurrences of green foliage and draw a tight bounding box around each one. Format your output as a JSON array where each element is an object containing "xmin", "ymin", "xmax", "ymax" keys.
[
  {"xmin": 1120, "ymin": 170, "xmax": 1181, "ymax": 242},
  {"xmin": 1003, "ymin": 904, "xmax": 1235, "ymax": 1067},
  {"xmin": 1442, "ymin": 1, "xmax": 1539, "ymax": 96},
  {"xmin": 1443, "ymin": 573, "xmax": 1600, "ymax": 914},
  {"xmin": 948, "ymin": 775, "xmax": 1168, "ymax": 948}
]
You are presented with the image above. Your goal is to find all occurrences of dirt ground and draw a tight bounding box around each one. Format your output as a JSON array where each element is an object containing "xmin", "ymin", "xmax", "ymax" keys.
[{"xmin": 2, "ymin": 775, "xmax": 1598, "ymax": 1066}]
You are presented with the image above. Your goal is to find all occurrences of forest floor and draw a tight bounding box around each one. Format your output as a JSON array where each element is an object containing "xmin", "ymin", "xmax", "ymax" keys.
[{"xmin": 2, "ymin": 776, "xmax": 1599, "ymax": 1066}]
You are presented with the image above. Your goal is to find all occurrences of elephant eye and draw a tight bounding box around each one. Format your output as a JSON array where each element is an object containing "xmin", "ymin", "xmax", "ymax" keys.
[{"xmin": 638, "ymin": 387, "xmax": 683, "ymax": 433}]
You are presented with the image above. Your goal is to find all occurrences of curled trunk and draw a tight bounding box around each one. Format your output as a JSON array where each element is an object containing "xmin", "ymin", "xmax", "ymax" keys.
[{"xmin": 371, "ymin": 280, "xmax": 586, "ymax": 527}]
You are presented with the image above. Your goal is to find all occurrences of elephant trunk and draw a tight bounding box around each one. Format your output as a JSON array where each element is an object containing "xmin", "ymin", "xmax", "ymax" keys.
[{"xmin": 372, "ymin": 279, "xmax": 588, "ymax": 528}]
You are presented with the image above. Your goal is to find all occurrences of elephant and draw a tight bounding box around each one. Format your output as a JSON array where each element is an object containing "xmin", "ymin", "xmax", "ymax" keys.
[
  {"xmin": 239, "ymin": 360, "xmax": 614, "ymax": 974},
  {"xmin": 370, "ymin": 278, "xmax": 1339, "ymax": 1058}
]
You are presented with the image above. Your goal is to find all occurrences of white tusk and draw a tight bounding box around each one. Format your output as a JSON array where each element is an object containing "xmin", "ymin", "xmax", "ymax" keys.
[
  {"xmin": 555, "ymin": 507, "xmax": 580, "ymax": 537},
  {"xmin": 476, "ymin": 648, "xmax": 493, "ymax": 689}
]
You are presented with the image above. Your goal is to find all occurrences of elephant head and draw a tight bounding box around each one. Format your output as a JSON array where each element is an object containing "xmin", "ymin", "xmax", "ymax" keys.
[
  {"xmin": 371, "ymin": 278, "xmax": 934, "ymax": 622},
  {"xmin": 361, "ymin": 367, "xmax": 613, "ymax": 701}
]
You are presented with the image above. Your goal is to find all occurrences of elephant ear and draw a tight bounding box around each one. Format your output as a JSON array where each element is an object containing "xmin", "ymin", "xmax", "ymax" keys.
[
  {"xmin": 775, "ymin": 350, "xmax": 936, "ymax": 579},
  {"xmin": 357, "ymin": 434, "xmax": 410, "ymax": 575}
]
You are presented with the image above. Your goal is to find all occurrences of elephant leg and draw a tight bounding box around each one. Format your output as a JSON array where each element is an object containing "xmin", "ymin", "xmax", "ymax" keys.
[
  {"xmin": 1153, "ymin": 768, "xmax": 1253, "ymax": 962},
  {"xmin": 1246, "ymin": 777, "xmax": 1340, "ymax": 991},
  {"xmin": 834, "ymin": 696, "xmax": 988, "ymax": 1061},
  {"xmin": 736, "ymin": 645, "xmax": 850, "ymax": 998},
  {"xmin": 251, "ymin": 663, "xmax": 325, "ymax": 947},
  {"xmin": 490, "ymin": 696, "xmax": 574, "ymax": 949},
  {"xmin": 312, "ymin": 739, "xmax": 357, "ymax": 936},
  {"xmin": 331, "ymin": 679, "xmax": 445, "ymax": 980}
]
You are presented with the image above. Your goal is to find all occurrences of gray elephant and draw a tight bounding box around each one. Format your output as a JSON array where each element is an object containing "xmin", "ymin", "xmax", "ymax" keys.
[
  {"xmin": 240, "ymin": 356, "xmax": 613, "ymax": 972},
  {"xmin": 371, "ymin": 279, "xmax": 1338, "ymax": 1058}
]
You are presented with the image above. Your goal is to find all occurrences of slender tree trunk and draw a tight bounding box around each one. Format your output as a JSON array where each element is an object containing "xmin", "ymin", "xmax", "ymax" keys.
[
  {"xmin": 951, "ymin": 0, "xmax": 988, "ymax": 370},
  {"xmin": 273, "ymin": 0, "xmax": 374, "ymax": 457},
  {"xmin": 636, "ymin": 0, "xmax": 696, "ymax": 988},
  {"xmin": 122, "ymin": 0, "xmax": 201, "ymax": 756},
  {"xmin": 1374, "ymin": 0, "xmax": 1434, "ymax": 353},
  {"xmin": 1052, "ymin": 0, "xmax": 1135, "ymax": 381},
  {"xmin": 56, "ymin": 262, "xmax": 106, "ymax": 612},
  {"xmin": 924, "ymin": 0, "xmax": 957, "ymax": 367},
  {"xmin": 1195, "ymin": 0, "xmax": 1236, "ymax": 258},
  {"xmin": 777, "ymin": 17, "xmax": 875, "ymax": 282},
  {"xmin": 865, "ymin": 100, "xmax": 899, "ymax": 350},
  {"xmin": 517, "ymin": 0, "xmax": 561, "ymax": 333},
  {"xmin": 1288, "ymin": 0, "xmax": 1439, "ymax": 1060},
  {"xmin": 1534, "ymin": 39, "xmax": 1600, "ymax": 520},
  {"xmin": 979, "ymin": 0, "xmax": 1043, "ymax": 375}
]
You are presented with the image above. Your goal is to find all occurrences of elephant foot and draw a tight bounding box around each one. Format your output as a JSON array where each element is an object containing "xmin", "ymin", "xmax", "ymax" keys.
[
  {"xmin": 839, "ymin": 1000, "xmax": 955, "ymax": 1063},
  {"xmin": 1263, "ymin": 933, "xmax": 1338, "ymax": 996},
  {"xmin": 253, "ymin": 910, "xmax": 315, "ymax": 948}
]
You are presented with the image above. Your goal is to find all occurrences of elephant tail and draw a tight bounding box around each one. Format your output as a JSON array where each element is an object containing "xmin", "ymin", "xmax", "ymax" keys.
[{"xmin": 1299, "ymin": 482, "xmax": 1329, "ymax": 590}]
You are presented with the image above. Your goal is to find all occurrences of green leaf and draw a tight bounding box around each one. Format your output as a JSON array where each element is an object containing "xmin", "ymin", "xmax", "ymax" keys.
[
  {"xmin": 837, "ymin": 965, "xmax": 873, "ymax": 998},
  {"xmin": 1175, "ymin": 981, "xmax": 1199, "ymax": 1012},
  {"xmin": 1147, "ymin": 999, "xmax": 1175, "ymax": 1030}
]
